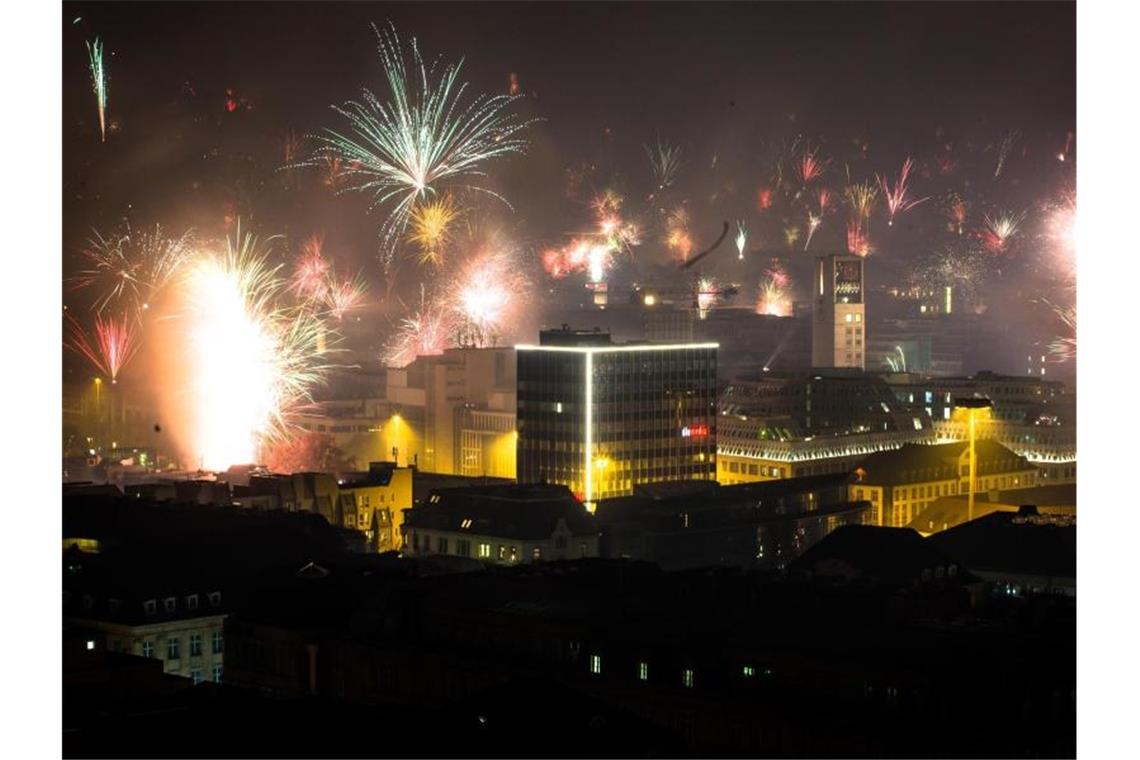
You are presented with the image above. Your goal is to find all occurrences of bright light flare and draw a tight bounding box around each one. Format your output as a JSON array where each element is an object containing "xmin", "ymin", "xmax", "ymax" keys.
[
  {"xmin": 981, "ymin": 209, "xmax": 1027, "ymax": 253},
  {"xmin": 86, "ymin": 37, "xmax": 107, "ymax": 142},
  {"xmin": 408, "ymin": 194, "xmax": 460, "ymax": 267}
]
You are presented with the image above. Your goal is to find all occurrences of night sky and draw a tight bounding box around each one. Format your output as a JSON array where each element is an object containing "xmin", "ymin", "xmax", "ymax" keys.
[{"xmin": 62, "ymin": 1, "xmax": 1076, "ymax": 378}]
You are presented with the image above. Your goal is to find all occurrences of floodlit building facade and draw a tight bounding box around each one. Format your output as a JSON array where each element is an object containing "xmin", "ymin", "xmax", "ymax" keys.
[{"xmin": 516, "ymin": 329, "xmax": 717, "ymax": 505}]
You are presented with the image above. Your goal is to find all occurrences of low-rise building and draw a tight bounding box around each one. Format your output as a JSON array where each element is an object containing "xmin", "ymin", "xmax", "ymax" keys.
[
  {"xmin": 336, "ymin": 462, "xmax": 413, "ymax": 551},
  {"xmin": 595, "ymin": 475, "xmax": 872, "ymax": 570},
  {"xmin": 401, "ymin": 483, "xmax": 599, "ymax": 564},
  {"xmin": 850, "ymin": 440, "xmax": 1039, "ymax": 527}
]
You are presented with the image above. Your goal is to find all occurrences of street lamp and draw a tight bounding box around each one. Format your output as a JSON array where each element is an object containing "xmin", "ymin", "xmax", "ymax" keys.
[{"xmin": 952, "ymin": 397, "xmax": 993, "ymax": 523}]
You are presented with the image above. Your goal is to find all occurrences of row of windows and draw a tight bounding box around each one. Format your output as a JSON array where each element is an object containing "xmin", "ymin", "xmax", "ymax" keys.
[
  {"xmin": 141, "ymin": 630, "xmax": 224, "ymax": 660},
  {"xmin": 590, "ymin": 654, "xmax": 769, "ymax": 689},
  {"xmin": 720, "ymin": 460, "xmax": 785, "ymax": 478},
  {"xmin": 142, "ymin": 592, "xmax": 221, "ymax": 616}
]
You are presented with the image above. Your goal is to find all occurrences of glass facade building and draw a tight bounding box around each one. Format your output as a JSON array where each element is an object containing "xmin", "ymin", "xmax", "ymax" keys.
[{"xmin": 516, "ymin": 330, "xmax": 718, "ymax": 504}]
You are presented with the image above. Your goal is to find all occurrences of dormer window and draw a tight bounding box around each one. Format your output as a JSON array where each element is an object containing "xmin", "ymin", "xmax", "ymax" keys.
[
  {"xmin": 143, "ymin": 599, "xmax": 157, "ymax": 616},
  {"xmin": 186, "ymin": 594, "xmax": 199, "ymax": 611},
  {"xmin": 460, "ymin": 518, "xmax": 473, "ymax": 530},
  {"xmin": 208, "ymin": 592, "xmax": 222, "ymax": 608},
  {"xmin": 164, "ymin": 597, "xmax": 177, "ymax": 613},
  {"xmin": 82, "ymin": 594, "xmax": 95, "ymax": 610}
]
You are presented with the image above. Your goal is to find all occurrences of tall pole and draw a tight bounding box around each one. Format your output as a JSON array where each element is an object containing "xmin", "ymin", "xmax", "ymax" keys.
[{"xmin": 967, "ymin": 409, "xmax": 977, "ymax": 523}]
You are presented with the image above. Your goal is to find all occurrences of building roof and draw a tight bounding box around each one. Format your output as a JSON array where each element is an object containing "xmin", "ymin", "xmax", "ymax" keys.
[
  {"xmin": 790, "ymin": 525, "xmax": 969, "ymax": 586},
  {"xmin": 928, "ymin": 508, "xmax": 1075, "ymax": 580},
  {"xmin": 853, "ymin": 440, "xmax": 1032, "ymax": 488},
  {"xmin": 404, "ymin": 484, "xmax": 597, "ymax": 540},
  {"xmin": 905, "ymin": 484, "xmax": 1076, "ymax": 534}
]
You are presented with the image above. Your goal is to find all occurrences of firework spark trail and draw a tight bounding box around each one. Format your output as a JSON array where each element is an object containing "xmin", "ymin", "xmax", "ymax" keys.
[
  {"xmin": 846, "ymin": 220, "xmax": 872, "ymax": 258},
  {"xmin": 993, "ymin": 130, "xmax": 1020, "ymax": 178},
  {"xmin": 289, "ymin": 235, "xmax": 332, "ymax": 301},
  {"xmin": 665, "ymin": 206, "xmax": 693, "ymax": 261},
  {"xmin": 408, "ymin": 194, "xmax": 460, "ymax": 266},
  {"xmin": 804, "ymin": 213, "xmax": 823, "ymax": 251},
  {"xmin": 65, "ymin": 312, "xmax": 141, "ymax": 383},
  {"xmin": 794, "ymin": 146, "xmax": 828, "ymax": 186},
  {"xmin": 324, "ymin": 273, "xmax": 368, "ymax": 320},
  {"xmin": 877, "ymin": 157, "xmax": 929, "ymax": 226},
  {"xmin": 183, "ymin": 225, "xmax": 334, "ymax": 469},
  {"xmin": 73, "ymin": 224, "xmax": 195, "ymax": 315},
  {"xmin": 1045, "ymin": 301, "xmax": 1076, "ymax": 362},
  {"xmin": 981, "ymin": 209, "xmax": 1027, "ymax": 253},
  {"xmin": 884, "ymin": 345, "xmax": 908, "ymax": 373},
  {"xmin": 845, "ymin": 180, "xmax": 879, "ymax": 221},
  {"xmin": 817, "ymin": 187, "xmax": 833, "ymax": 215},
  {"xmin": 86, "ymin": 37, "xmax": 107, "ymax": 142},
  {"xmin": 645, "ymin": 138, "xmax": 682, "ymax": 191},
  {"xmin": 734, "ymin": 221, "xmax": 747, "ymax": 259},
  {"xmin": 307, "ymin": 22, "xmax": 535, "ymax": 267}
]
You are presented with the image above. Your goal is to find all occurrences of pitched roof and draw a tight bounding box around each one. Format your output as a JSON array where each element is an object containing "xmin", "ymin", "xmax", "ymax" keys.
[
  {"xmin": 928, "ymin": 510, "xmax": 1075, "ymax": 579},
  {"xmin": 404, "ymin": 484, "xmax": 597, "ymax": 540},
  {"xmin": 853, "ymin": 440, "xmax": 1031, "ymax": 487},
  {"xmin": 789, "ymin": 525, "xmax": 966, "ymax": 585}
]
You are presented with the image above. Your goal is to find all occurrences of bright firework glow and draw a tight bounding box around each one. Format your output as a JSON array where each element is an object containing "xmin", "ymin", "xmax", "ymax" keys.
[
  {"xmin": 452, "ymin": 244, "xmax": 526, "ymax": 346},
  {"xmin": 86, "ymin": 37, "xmax": 108, "ymax": 142},
  {"xmin": 183, "ymin": 227, "xmax": 332, "ymax": 470},
  {"xmin": 309, "ymin": 23, "xmax": 535, "ymax": 267},
  {"xmin": 665, "ymin": 206, "xmax": 693, "ymax": 261},
  {"xmin": 408, "ymin": 194, "xmax": 460, "ymax": 266},
  {"xmin": 877, "ymin": 157, "xmax": 929, "ymax": 226},
  {"xmin": 1045, "ymin": 301, "xmax": 1076, "ymax": 362},
  {"xmin": 734, "ymin": 221, "xmax": 747, "ymax": 259},
  {"xmin": 73, "ymin": 224, "xmax": 194, "ymax": 315},
  {"xmin": 65, "ymin": 312, "xmax": 140, "ymax": 383},
  {"xmin": 756, "ymin": 276, "xmax": 792, "ymax": 317}
]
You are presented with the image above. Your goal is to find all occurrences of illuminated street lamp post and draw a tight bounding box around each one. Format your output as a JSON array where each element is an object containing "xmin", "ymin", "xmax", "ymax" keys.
[{"xmin": 953, "ymin": 397, "xmax": 993, "ymax": 523}]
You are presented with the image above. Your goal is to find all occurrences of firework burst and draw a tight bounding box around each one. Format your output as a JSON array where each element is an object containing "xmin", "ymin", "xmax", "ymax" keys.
[
  {"xmin": 386, "ymin": 285, "xmax": 455, "ymax": 367},
  {"xmin": 289, "ymin": 235, "xmax": 332, "ymax": 301},
  {"xmin": 756, "ymin": 276, "xmax": 792, "ymax": 317},
  {"xmin": 451, "ymin": 243, "xmax": 527, "ymax": 346},
  {"xmin": 86, "ymin": 37, "xmax": 108, "ymax": 142},
  {"xmin": 734, "ymin": 221, "xmax": 747, "ymax": 259},
  {"xmin": 877, "ymin": 157, "xmax": 929, "ymax": 226},
  {"xmin": 665, "ymin": 206, "xmax": 693, "ymax": 261},
  {"xmin": 645, "ymin": 138, "xmax": 682, "ymax": 191},
  {"xmin": 794, "ymin": 145, "xmax": 828, "ymax": 187},
  {"xmin": 943, "ymin": 195, "xmax": 968, "ymax": 235},
  {"xmin": 324, "ymin": 273, "xmax": 368, "ymax": 321},
  {"xmin": 981, "ymin": 209, "xmax": 1027, "ymax": 253},
  {"xmin": 65, "ymin": 312, "xmax": 140, "ymax": 383},
  {"xmin": 307, "ymin": 22, "xmax": 535, "ymax": 267},
  {"xmin": 408, "ymin": 194, "xmax": 461, "ymax": 266},
  {"xmin": 73, "ymin": 224, "xmax": 194, "ymax": 315},
  {"xmin": 804, "ymin": 213, "xmax": 823, "ymax": 251}
]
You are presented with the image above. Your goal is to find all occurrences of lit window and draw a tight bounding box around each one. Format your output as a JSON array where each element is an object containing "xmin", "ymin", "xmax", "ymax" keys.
[
  {"xmin": 844, "ymin": 313, "xmax": 853, "ymax": 323},
  {"xmin": 86, "ymin": 640, "xmax": 95, "ymax": 651},
  {"xmin": 213, "ymin": 665, "xmax": 223, "ymax": 683},
  {"xmin": 943, "ymin": 407, "xmax": 951, "ymax": 420},
  {"xmin": 167, "ymin": 637, "xmax": 180, "ymax": 660},
  {"xmin": 142, "ymin": 640, "xmax": 154, "ymax": 658},
  {"xmin": 743, "ymin": 665, "xmax": 755, "ymax": 678},
  {"xmin": 190, "ymin": 668, "xmax": 203, "ymax": 685},
  {"xmin": 478, "ymin": 543, "xmax": 491, "ymax": 558},
  {"xmin": 590, "ymin": 654, "xmax": 602, "ymax": 675},
  {"xmin": 638, "ymin": 662, "xmax": 648, "ymax": 681},
  {"xmin": 211, "ymin": 631, "xmax": 224, "ymax": 654},
  {"xmin": 532, "ymin": 546, "xmax": 542, "ymax": 560},
  {"xmin": 682, "ymin": 669, "xmax": 694, "ymax": 688}
]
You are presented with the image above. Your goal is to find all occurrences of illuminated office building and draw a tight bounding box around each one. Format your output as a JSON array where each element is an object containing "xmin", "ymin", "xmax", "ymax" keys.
[
  {"xmin": 516, "ymin": 328, "xmax": 717, "ymax": 506},
  {"xmin": 812, "ymin": 254, "xmax": 865, "ymax": 369}
]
